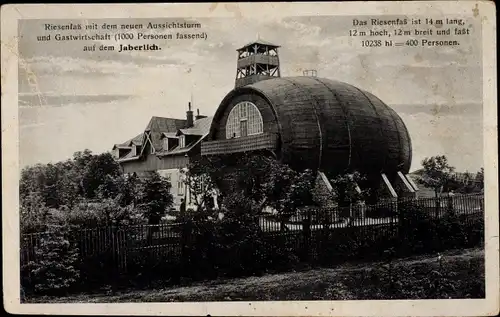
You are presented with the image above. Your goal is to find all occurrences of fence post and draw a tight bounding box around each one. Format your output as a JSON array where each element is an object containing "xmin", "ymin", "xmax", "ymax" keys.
[
  {"xmin": 180, "ymin": 220, "xmax": 193, "ymax": 275},
  {"xmin": 320, "ymin": 208, "xmax": 330, "ymax": 263},
  {"xmin": 435, "ymin": 195, "xmax": 441, "ymax": 219},
  {"xmin": 301, "ymin": 208, "xmax": 311, "ymax": 262}
]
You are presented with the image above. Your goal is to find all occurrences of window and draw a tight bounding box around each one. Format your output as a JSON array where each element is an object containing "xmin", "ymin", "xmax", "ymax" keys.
[
  {"xmin": 133, "ymin": 145, "xmax": 141, "ymax": 156},
  {"xmin": 177, "ymin": 180, "xmax": 185, "ymax": 196},
  {"xmin": 118, "ymin": 148, "xmax": 127, "ymax": 158},
  {"xmin": 179, "ymin": 135, "xmax": 186, "ymax": 148},
  {"xmin": 225, "ymin": 101, "xmax": 264, "ymax": 139},
  {"xmin": 163, "ymin": 138, "xmax": 169, "ymax": 151}
]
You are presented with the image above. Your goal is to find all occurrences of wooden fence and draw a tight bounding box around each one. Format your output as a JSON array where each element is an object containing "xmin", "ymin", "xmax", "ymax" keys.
[{"xmin": 21, "ymin": 193, "xmax": 484, "ymax": 277}]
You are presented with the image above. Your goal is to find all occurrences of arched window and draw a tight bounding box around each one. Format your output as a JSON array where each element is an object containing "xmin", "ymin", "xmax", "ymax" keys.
[{"xmin": 225, "ymin": 101, "xmax": 264, "ymax": 139}]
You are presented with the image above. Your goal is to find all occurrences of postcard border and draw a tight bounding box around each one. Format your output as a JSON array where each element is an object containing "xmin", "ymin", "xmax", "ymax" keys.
[{"xmin": 2, "ymin": 2, "xmax": 498, "ymax": 316}]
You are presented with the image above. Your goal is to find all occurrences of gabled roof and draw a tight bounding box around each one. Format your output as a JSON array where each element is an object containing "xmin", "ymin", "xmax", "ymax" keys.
[
  {"xmin": 177, "ymin": 128, "xmax": 203, "ymax": 136},
  {"xmin": 113, "ymin": 133, "xmax": 143, "ymax": 150},
  {"xmin": 129, "ymin": 134, "xmax": 144, "ymax": 146},
  {"xmin": 157, "ymin": 116, "xmax": 213, "ymax": 157},
  {"xmin": 143, "ymin": 116, "xmax": 188, "ymax": 154},
  {"xmin": 114, "ymin": 115, "xmax": 213, "ymax": 161},
  {"xmin": 237, "ymin": 39, "xmax": 280, "ymax": 51},
  {"xmin": 161, "ymin": 132, "xmax": 178, "ymax": 139},
  {"xmin": 177, "ymin": 116, "xmax": 213, "ymax": 136},
  {"xmin": 145, "ymin": 116, "xmax": 186, "ymax": 133}
]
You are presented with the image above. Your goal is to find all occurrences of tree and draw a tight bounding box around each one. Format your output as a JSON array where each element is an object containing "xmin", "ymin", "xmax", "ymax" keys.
[
  {"xmin": 19, "ymin": 160, "xmax": 80, "ymax": 209},
  {"xmin": 182, "ymin": 157, "xmax": 221, "ymax": 213},
  {"xmin": 54, "ymin": 160, "xmax": 81, "ymax": 208},
  {"xmin": 20, "ymin": 191, "xmax": 50, "ymax": 234},
  {"xmin": 232, "ymin": 155, "xmax": 315, "ymax": 212},
  {"xmin": 329, "ymin": 171, "xmax": 368, "ymax": 206},
  {"xmin": 138, "ymin": 172, "xmax": 173, "ymax": 224},
  {"xmin": 476, "ymin": 167, "xmax": 484, "ymax": 191},
  {"xmin": 72, "ymin": 149, "xmax": 94, "ymax": 196},
  {"xmin": 218, "ymin": 154, "xmax": 316, "ymax": 230},
  {"xmin": 19, "ymin": 150, "xmax": 122, "ymax": 211},
  {"xmin": 416, "ymin": 155, "xmax": 455, "ymax": 198},
  {"xmin": 329, "ymin": 171, "xmax": 370, "ymax": 219},
  {"xmin": 138, "ymin": 172, "xmax": 174, "ymax": 243},
  {"xmin": 23, "ymin": 221, "xmax": 80, "ymax": 295},
  {"xmin": 81, "ymin": 152, "xmax": 121, "ymax": 199},
  {"xmin": 19, "ymin": 149, "xmax": 144, "ymax": 231},
  {"xmin": 20, "ymin": 164, "xmax": 48, "ymax": 208},
  {"xmin": 260, "ymin": 161, "xmax": 315, "ymax": 229},
  {"xmin": 121, "ymin": 173, "xmax": 144, "ymax": 207},
  {"xmin": 73, "ymin": 149, "xmax": 93, "ymax": 169}
]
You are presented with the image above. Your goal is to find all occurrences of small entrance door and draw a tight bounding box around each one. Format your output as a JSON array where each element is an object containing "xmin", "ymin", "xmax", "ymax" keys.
[{"xmin": 240, "ymin": 120, "xmax": 248, "ymax": 137}]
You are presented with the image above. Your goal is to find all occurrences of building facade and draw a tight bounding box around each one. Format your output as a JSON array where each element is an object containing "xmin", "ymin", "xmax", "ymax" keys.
[{"xmin": 112, "ymin": 103, "xmax": 212, "ymax": 211}]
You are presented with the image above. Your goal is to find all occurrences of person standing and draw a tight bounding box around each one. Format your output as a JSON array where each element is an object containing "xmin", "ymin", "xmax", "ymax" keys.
[
  {"xmin": 180, "ymin": 198, "xmax": 186, "ymax": 214},
  {"xmin": 447, "ymin": 190, "xmax": 455, "ymax": 213}
]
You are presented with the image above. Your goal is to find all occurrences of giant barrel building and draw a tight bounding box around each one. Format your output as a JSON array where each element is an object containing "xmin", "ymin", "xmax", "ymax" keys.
[{"xmin": 201, "ymin": 40, "xmax": 417, "ymax": 200}]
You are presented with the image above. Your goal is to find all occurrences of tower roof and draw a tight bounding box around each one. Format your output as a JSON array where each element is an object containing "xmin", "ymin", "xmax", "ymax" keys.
[{"xmin": 237, "ymin": 39, "xmax": 280, "ymax": 51}]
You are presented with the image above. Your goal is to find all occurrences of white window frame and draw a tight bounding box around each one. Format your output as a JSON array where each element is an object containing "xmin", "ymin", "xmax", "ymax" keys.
[
  {"xmin": 163, "ymin": 138, "xmax": 169, "ymax": 151},
  {"xmin": 179, "ymin": 135, "xmax": 186, "ymax": 148},
  {"xmin": 225, "ymin": 101, "xmax": 264, "ymax": 139},
  {"xmin": 178, "ymin": 179, "xmax": 185, "ymax": 196}
]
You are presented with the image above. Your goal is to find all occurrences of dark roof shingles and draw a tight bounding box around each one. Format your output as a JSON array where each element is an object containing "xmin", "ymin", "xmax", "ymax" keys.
[{"xmin": 115, "ymin": 116, "xmax": 212, "ymax": 159}]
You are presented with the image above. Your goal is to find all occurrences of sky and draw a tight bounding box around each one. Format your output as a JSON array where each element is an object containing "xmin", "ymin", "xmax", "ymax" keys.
[{"xmin": 18, "ymin": 15, "xmax": 483, "ymax": 172}]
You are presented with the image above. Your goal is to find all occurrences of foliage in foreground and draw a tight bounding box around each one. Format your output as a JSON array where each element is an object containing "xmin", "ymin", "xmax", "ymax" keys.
[
  {"xmin": 20, "ymin": 151, "xmax": 485, "ymax": 296},
  {"xmin": 21, "ymin": 192, "xmax": 484, "ymax": 296},
  {"xmin": 21, "ymin": 222, "xmax": 80, "ymax": 295},
  {"xmin": 23, "ymin": 248, "xmax": 485, "ymax": 302},
  {"xmin": 175, "ymin": 192, "xmax": 300, "ymax": 280},
  {"xmin": 21, "ymin": 153, "xmax": 174, "ymax": 295}
]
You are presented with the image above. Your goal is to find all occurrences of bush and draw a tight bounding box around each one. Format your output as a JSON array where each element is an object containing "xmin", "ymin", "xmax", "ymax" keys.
[
  {"xmin": 396, "ymin": 199, "xmax": 482, "ymax": 254},
  {"xmin": 176, "ymin": 193, "xmax": 301, "ymax": 279},
  {"xmin": 178, "ymin": 213, "xmax": 267, "ymax": 279},
  {"xmin": 21, "ymin": 222, "xmax": 80, "ymax": 295},
  {"xmin": 20, "ymin": 192, "xmax": 50, "ymax": 234},
  {"xmin": 397, "ymin": 200, "xmax": 435, "ymax": 253},
  {"xmin": 215, "ymin": 216, "xmax": 268, "ymax": 276},
  {"xmin": 48, "ymin": 199, "xmax": 144, "ymax": 229}
]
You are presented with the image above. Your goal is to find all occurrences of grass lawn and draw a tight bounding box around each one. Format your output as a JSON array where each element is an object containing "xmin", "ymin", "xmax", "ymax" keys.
[{"xmin": 25, "ymin": 247, "xmax": 484, "ymax": 303}]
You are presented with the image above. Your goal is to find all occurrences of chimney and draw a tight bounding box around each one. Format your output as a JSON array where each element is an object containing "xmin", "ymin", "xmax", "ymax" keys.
[
  {"xmin": 186, "ymin": 101, "xmax": 194, "ymax": 128},
  {"xmin": 195, "ymin": 108, "xmax": 207, "ymax": 120}
]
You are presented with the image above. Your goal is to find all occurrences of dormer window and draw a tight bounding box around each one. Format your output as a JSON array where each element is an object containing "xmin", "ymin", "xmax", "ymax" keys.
[
  {"xmin": 225, "ymin": 101, "xmax": 263, "ymax": 139},
  {"xmin": 118, "ymin": 148, "xmax": 129, "ymax": 158}
]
